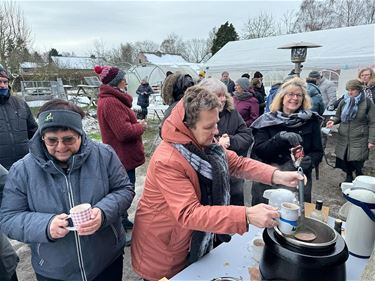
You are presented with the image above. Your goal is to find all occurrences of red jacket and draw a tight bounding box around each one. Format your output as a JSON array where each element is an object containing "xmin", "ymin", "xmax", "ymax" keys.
[
  {"xmin": 97, "ymin": 85, "xmax": 145, "ymax": 170},
  {"xmin": 131, "ymin": 100, "xmax": 276, "ymax": 281}
]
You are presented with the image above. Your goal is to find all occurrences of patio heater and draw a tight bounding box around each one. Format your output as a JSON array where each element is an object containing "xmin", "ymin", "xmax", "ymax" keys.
[{"xmin": 278, "ymin": 42, "xmax": 321, "ymax": 77}]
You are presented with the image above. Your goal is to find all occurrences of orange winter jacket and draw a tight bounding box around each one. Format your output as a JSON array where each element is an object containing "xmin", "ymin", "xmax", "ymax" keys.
[{"xmin": 131, "ymin": 100, "xmax": 276, "ymax": 281}]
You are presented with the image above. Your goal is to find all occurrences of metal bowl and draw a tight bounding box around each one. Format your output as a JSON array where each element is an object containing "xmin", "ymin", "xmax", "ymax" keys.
[{"xmin": 274, "ymin": 217, "xmax": 338, "ymax": 249}]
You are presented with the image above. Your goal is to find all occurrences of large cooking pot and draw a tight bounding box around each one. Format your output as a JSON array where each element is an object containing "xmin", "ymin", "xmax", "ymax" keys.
[{"xmin": 260, "ymin": 218, "xmax": 348, "ymax": 281}]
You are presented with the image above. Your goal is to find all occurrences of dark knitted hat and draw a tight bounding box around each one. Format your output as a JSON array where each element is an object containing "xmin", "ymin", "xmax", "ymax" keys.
[
  {"xmin": 0, "ymin": 64, "xmax": 9, "ymax": 80},
  {"xmin": 346, "ymin": 79, "xmax": 363, "ymax": 91},
  {"xmin": 253, "ymin": 71, "xmax": 263, "ymax": 78},
  {"xmin": 308, "ymin": 71, "xmax": 321, "ymax": 79},
  {"xmin": 38, "ymin": 110, "xmax": 83, "ymax": 135},
  {"xmin": 94, "ymin": 65, "xmax": 125, "ymax": 86}
]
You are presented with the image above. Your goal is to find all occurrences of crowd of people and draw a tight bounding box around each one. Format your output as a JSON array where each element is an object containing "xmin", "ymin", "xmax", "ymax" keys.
[{"xmin": 0, "ymin": 62, "xmax": 374, "ymax": 281}]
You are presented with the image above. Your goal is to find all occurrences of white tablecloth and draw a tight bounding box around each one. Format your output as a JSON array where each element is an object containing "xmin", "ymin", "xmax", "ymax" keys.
[{"xmin": 172, "ymin": 224, "xmax": 368, "ymax": 281}]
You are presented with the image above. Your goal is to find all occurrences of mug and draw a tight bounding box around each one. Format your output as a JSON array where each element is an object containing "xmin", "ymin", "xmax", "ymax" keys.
[
  {"xmin": 278, "ymin": 202, "xmax": 299, "ymax": 235},
  {"xmin": 66, "ymin": 203, "xmax": 92, "ymax": 230}
]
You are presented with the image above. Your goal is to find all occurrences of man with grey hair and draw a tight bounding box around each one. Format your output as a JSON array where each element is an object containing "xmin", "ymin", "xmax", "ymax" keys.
[
  {"xmin": 220, "ymin": 71, "xmax": 235, "ymax": 95},
  {"xmin": 308, "ymin": 71, "xmax": 337, "ymax": 107}
]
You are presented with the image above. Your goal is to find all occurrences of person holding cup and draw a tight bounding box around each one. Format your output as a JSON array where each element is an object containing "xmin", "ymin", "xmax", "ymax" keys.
[
  {"xmin": 131, "ymin": 86, "xmax": 305, "ymax": 281},
  {"xmin": 250, "ymin": 77, "xmax": 324, "ymax": 205},
  {"xmin": 0, "ymin": 99, "xmax": 135, "ymax": 281}
]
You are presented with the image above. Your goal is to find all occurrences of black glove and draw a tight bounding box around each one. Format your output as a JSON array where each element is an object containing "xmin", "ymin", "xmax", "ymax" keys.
[
  {"xmin": 278, "ymin": 131, "xmax": 302, "ymax": 146},
  {"xmin": 300, "ymin": 155, "xmax": 313, "ymax": 172}
]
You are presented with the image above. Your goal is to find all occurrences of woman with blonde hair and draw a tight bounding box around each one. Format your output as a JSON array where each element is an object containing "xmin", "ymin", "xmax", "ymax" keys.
[
  {"xmin": 199, "ymin": 78, "xmax": 253, "ymax": 206},
  {"xmin": 358, "ymin": 67, "xmax": 375, "ymax": 102},
  {"xmin": 250, "ymin": 77, "xmax": 324, "ymax": 205}
]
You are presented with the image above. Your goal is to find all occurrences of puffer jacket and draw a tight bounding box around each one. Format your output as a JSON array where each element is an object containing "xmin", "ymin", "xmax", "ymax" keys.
[
  {"xmin": 97, "ymin": 85, "xmax": 145, "ymax": 171},
  {"xmin": 0, "ymin": 95, "xmax": 38, "ymax": 170},
  {"xmin": 131, "ymin": 100, "xmax": 277, "ymax": 281},
  {"xmin": 136, "ymin": 83, "xmax": 153, "ymax": 107},
  {"xmin": 307, "ymin": 83, "xmax": 325, "ymax": 115},
  {"xmin": 332, "ymin": 96, "xmax": 375, "ymax": 161},
  {"xmin": 319, "ymin": 77, "xmax": 337, "ymax": 107},
  {"xmin": 0, "ymin": 131, "xmax": 135, "ymax": 281},
  {"xmin": 0, "ymin": 164, "xmax": 19, "ymax": 281}
]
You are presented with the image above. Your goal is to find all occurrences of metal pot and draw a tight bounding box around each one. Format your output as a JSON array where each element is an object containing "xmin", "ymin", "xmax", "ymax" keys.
[
  {"xmin": 274, "ymin": 217, "xmax": 338, "ymax": 250},
  {"xmin": 260, "ymin": 220, "xmax": 348, "ymax": 281}
]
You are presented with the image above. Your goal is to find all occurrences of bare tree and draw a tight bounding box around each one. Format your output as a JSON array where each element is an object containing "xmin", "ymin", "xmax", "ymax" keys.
[
  {"xmin": 363, "ymin": 0, "xmax": 375, "ymax": 23},
  {"xmin": 242, "ymin": 12, "xmax": 279, "ymax": 39},
  {"xmin": 293, "ymin": 0, "xmax": 336, "ymax": 32},
  {"xmin": 0, "ymin": 0, "xmax": 32, "ymax": 73},
  {"xmin": 333, "ymin": 0, "xmax": 366, "ymax": 27},
  {"xmin": 207, "ymin": 27, "xmax": 216, "ymax": 52},
  {"xmin": 184, "ymin": 38, "xmax": 210, "ymax": 63},
  {"xmin": 278, "ymin": 10, "xmax": 299, "ymax": 34},
  {"xmin": 90, "ymin": 39, "xmax": 107, "ymax": 59},
  {"xmin": 160, "ymin": 33, "xmax": 186, "ymax": 55},
  {"xmin": 133, "ymin": 40, "xmax": 159, "ymax": 53},
  {"xmin": 291, "ymin": 0, "xmax": 373, "ymax": 32}
]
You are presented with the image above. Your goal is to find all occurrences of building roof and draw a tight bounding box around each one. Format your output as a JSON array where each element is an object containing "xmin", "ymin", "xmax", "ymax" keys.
[
  {"xmin": 51, "ymin": 56, "xmax": 106, "ymax": 70},
  {"xmin": 206, "ymin": 24, "xmax": 375, "ymax": 73},
  {"xmin": 141, "ymin": 52, "xmax": 188, "ymax": 65}
]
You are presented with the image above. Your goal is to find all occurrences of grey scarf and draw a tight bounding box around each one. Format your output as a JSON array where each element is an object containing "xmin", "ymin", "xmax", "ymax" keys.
[{"xmin": 251, "ymin": 110, "xmax": 317, "ymax": 129}]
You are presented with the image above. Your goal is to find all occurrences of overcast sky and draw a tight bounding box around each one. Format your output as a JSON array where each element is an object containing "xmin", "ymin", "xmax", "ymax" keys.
[{"xmin": 18, "ymin": 0, "xmax": 302, "ymax": 56}]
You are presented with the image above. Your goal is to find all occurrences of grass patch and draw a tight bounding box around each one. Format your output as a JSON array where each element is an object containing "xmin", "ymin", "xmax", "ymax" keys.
[
  {"xmin": 143, "ymin": 119, "xmax": 161, "ymax": 157},
  {"xmin": 88, "ymin": 132, "xmax": 102, "ymax": 142}
]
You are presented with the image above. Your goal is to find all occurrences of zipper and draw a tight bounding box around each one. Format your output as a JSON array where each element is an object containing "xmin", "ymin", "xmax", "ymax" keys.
[{"xmin": 51, "ymin": 157, "xmax": 88, "ymax": 281}]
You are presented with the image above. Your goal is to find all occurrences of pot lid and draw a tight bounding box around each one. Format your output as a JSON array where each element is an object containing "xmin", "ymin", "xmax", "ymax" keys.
[
  {"xmin": 344, "ymin": 189, "xmax": 375, "ymax": 204},
  {"xmin": 353, "ymin": 176, "xmax": 375, "ymax": 191}
]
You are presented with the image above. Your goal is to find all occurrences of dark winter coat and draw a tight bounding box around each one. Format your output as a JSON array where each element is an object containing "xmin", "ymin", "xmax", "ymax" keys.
[
  {"xmin": 97, "ymin": 85, "xmax": 145, "ymax": 171},
  {"xmin": 217, "ymin": 105, "xmax": 253, "ymax": 157},
  {"xmin": 0, "ymin": 96, "xmax": 38, "ymax": 170},
  {"xmin": 365, "ymin": 81, "xmax": 375, "ymax": 103},
  {"xmin": 0, "ymin": 133, "xmax": 135, "ymax": 281},
  {"xmin": 252, "ymin": 113, "xmax": 323, "ymax": 168},
  {"xmin": 307, "ymin": 83, "xmax": 325, "ymax": 115},
  {"xmin": 233, "ymin": 92, "xmax": 259, "ymax": 127},
  {"xmin": 0, "ymin": 164, "xmax": 18, "ymax": 281},
  {"xmin": 331, "ymin": 96, "xmax": 375, "ymax": 162},
  {"xmin": 265, "ymin": 83, "xmax": 282, "ymax": 113},
  {"xmin": 222, "ymin": 79, "xmax": 235, "ymax": 94},
  {"xmin": 136, "ymin": 83, "xmax": 153, "ymax": 108},
  {"xmin": 253, "ymin": 87, "xmax": 266, "ymax": 115}
]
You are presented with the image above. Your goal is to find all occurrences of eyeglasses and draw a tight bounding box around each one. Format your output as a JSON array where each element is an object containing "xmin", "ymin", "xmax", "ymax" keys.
[
  {"xmin": 42, "ymin": 135, "xmax": 80, "ymax": 146},
  {"xmin": 286, "ymin": 93, "xmax": 304, "ymax": 99}
]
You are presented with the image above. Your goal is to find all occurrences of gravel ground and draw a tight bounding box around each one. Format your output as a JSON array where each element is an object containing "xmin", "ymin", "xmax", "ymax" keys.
[{"xmin": 12, "ymin": 129, "xmax": 375, "ymax": 281}]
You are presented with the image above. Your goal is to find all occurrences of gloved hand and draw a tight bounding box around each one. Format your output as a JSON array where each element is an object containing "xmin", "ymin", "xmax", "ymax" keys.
[
  {"xmin": 299, "ymin": 155, "xmax": 312, "ymax": 172},
  {"xmin": 278, "ymin": 131, "xmax": 302, "ymax": 146}
]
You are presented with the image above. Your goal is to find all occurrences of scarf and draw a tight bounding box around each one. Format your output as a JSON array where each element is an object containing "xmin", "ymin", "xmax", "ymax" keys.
[
  {"xmin": 234, "ymin": 91, "xmax": 253, "ymax": 101},
  {"xmin": 173, "ymin": 143, "xmax": 231, "ymax": 264},
  {"xmin": 341, "ymin": 92, "xmax": 363, "ymax": 122},
  {"xmin": 0, "ymin": 89, "xmax": 10, "ymax": 104},
  {"xmin": 251, "ymin": 109, "xmax": 317, "ymax": 129}
]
